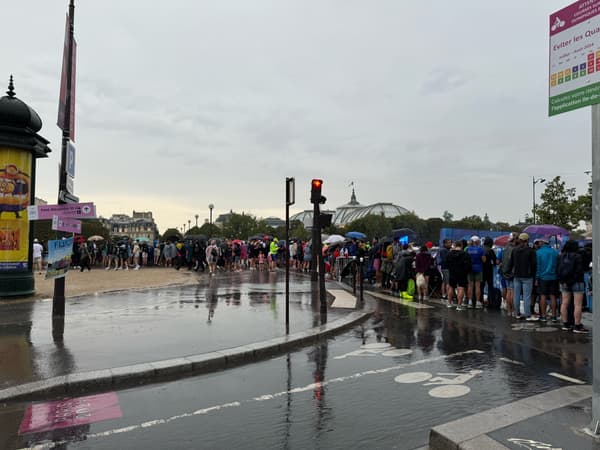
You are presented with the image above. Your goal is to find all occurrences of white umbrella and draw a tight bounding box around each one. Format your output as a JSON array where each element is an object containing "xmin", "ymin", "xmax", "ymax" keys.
[
  {"xmin": 87, "ymin": 235, "xmax": 104, "ymax": 241},
  {"xmin": 323, "ymin": 234, "xmax": 345, "ymax": 245}
]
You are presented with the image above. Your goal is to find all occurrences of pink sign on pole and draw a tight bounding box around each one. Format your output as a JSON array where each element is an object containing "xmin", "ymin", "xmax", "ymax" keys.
[
  {"xmin": 19, "ymin": 392, "xmax": 122, "ymax": 435},
  {"xmin": 28, "ymin": 202, "xmax": 96, "ymax": 220},
  {"xmin": 52, "ymin": 215, "xmax": 82, "ymax": 234}
]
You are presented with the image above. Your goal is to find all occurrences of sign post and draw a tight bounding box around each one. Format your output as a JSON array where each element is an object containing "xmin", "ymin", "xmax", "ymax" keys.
[
  {"xmin": 550, "ymin": 0, "xmax": 600, "ymax": 434},
  {"xmin": 285, "ymin": 177, "xmax": 295, "ymax": 334}
]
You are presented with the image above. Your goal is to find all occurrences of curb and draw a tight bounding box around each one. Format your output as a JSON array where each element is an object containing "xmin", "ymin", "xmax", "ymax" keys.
[
  {"xmin": 0, "ymin": 310, "xmax": 371, "ymax": 403},
  {"xmin": 429, "ymin": 384, "xmax": 592, "ymax": 449}
]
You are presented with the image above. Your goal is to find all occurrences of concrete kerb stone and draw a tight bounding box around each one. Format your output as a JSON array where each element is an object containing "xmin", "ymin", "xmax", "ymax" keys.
[
  {"xmin": 0, "ymin": 309, "xmax": 371, "ymax": 403},
  {"xmin": 429, "ymin": 384, "xmax": 592, "ymax": 450}
]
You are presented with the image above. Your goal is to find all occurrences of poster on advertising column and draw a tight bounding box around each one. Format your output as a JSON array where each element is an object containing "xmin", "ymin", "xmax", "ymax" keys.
[
  {"xmin": 0, "ymin": 148, "xmax": 32, "ymax": 272},
  {"xmin": 45, "ymin": 237, "xmax": 74, "ymax": 280},
  {"xmin": 549, "ymin": 0, "xmax": 600, "ymax": 116}
]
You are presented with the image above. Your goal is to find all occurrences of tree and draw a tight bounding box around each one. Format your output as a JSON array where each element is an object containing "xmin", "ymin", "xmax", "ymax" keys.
[
  {"xmin": 345, "ymin": 214, "xmax": 391, "ymax": 240},
  {"xmin": 162, "ymin": 228, "xmax": 182, "ymax": 241},
  {"xmin": 197, "ymin": 223, "xmax": 221, "ymax": 238},
  {"xmin": 536, "ymin": 176, "xmax": 578, "ymax": 230},
  {"xmin": 82, "ymin": 220, "xmax": 109, "ymax": 239},
  {"xmin": 222, "ymin": 213, "xmax": 258, "ymax": 239},
  {"xmin": 442, "ymin": 210, "xmax": 454, "ymax": 222},
  {"xmin": 573, "ymin": 181, "xmax": 592, "ymax": 223}
]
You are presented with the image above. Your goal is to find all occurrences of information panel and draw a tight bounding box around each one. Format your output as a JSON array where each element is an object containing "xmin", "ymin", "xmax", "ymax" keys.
[{"xmin": 549, "ymin": 0, "xmax": 600, "ymax": 116}]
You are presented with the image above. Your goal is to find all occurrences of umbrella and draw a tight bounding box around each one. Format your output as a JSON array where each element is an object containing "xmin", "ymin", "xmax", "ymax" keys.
[
  {"xmin": 345, "ymin": 231, "xmax": 366, "ymax": 240},
  {"xmin": 232, "ymin": 239, "xmax": 243, "ymax": 245},
  {"xmin": 135, "ymin": 237, "xmax": 150, "ymax": 242},
  {"xmin": 493, "ymin": 234, "xmax": 511, "ymax": 247},
  {"xmin": 87, "ymin": 235, "xmax": 104, "ymax": 241},
  {"xmin": 323, "ymin": 234, "xmax": 345, "ymax": 245},
  {"xmin": 523, "ymin": 224, "xmax": 569, "ymax": 237}
]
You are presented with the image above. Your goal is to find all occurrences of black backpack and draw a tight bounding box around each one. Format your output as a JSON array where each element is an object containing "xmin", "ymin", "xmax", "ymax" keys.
[{"xmin": 558, "ymin": 252, "xmax": 577, "ymax": 285}]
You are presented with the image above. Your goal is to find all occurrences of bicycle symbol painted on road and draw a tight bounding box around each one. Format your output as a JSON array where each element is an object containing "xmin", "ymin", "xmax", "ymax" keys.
[
  {"xmin": 334, "ymin": 342, "xmax": 413, "ymax": 359},
  {"xmin": 394, "ymin": 369, "xmax": 482, "ymax": 398}
]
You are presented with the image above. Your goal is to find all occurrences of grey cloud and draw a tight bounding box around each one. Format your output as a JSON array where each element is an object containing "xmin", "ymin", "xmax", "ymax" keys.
[{"xmin": 420, "ymin": 68, "xmax": 472, "ymax": 95}]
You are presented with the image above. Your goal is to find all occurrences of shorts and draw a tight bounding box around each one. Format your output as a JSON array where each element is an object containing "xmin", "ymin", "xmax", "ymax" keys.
[
  {"xmin": 537, "ymin": 279, "xmax": 559, "ymax": 296},
  {"xmin": 270, "ymin": 253, "xmax": 277, "ymax": 262},
  {"xmin": 468, "ymin": 272, "xmax": 483, "ymax": 282},
  {"xmin": 441, "ymin": 269, "xmax": 450, "ymax": 283},
  {"xmin": 449, "ymin": 276, "xmax": 468, "ymax": 289},
  {"xmin": 33, "ymin": 256, "xmax": 41, "ymax": 263},
  {"xmin": 506, "ymin": 279, "xmax": 514, "ymax": 290},
  {"xmin": 500, "ymin": 277, "xmax": 507, "ymax": 289},
  {"xmin": 560, "ymin": 282, "xmax": 585, "ymax": 293}
]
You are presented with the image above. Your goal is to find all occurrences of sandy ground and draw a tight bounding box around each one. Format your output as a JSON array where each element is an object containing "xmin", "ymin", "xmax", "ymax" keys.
[{"xmin": 10, "ymin": 267, "xmax": 198, "ymax": 302}]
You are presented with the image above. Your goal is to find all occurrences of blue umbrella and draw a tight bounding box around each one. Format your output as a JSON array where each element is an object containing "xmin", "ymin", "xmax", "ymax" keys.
[{"xmin": 345, "ymin": 231, "xmax": 366, "ymax": 239}]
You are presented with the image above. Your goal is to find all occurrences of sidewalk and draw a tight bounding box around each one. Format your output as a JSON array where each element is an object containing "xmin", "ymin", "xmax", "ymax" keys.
[{"xmin": 0, "ymin": 269, "xmax": 370, "ymax": 401}]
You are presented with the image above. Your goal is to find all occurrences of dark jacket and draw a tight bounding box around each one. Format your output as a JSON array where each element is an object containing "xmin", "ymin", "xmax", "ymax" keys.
[
  {"xmin": 446, "ymin": 249, "xmax": 471, "ymax": 279},
  {"xmin": 509, "ymin": 244, "xmax": 536, "ymax": 278}
]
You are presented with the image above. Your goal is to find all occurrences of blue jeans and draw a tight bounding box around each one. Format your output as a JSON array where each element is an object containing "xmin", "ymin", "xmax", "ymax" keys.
[{"xmin": 514, "ymin": 277, "xmax": 533, "ymax": 317}]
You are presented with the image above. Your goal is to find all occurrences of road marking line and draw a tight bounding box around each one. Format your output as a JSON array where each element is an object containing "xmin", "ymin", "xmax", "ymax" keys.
[
  {"xmin": 253, "ymin": 349, "xmax": 484, "ymax": 401},
  {"xmin": 17, "ymin": 350, "xmax": 485, "ymax": 449},
  {"xmin": 499, "ymin": 357, "xmax": 525, "ymax": 366},
  {"xmin": 548, "ymin": 372, "xmax": 586, "ymax": 384}
]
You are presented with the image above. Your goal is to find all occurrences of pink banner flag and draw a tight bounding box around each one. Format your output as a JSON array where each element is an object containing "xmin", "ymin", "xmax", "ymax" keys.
[
  {"xmin": 19, "ymin": 392, "xmax": 122, "ymax": 435},
  {"xmin": 57, "ymin": 12, "xmax": 76, "ymax": 141}
]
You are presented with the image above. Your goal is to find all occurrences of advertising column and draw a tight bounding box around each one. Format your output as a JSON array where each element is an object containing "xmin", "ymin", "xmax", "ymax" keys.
[{"xmin": 0, "ymin": 148, "xmax": 32, "ymax": 272}]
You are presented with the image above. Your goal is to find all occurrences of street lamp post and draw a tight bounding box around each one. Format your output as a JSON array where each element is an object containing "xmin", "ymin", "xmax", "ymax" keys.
[
  {"xmin": 532, "ymin": 176, "xmax": 546, "ymax": 224},
  {"xmin": 195, "ymin": 214, "xmax": 199, "ymax": 228},
  {"xmin": 209, "ymin": 204, "xmax": 214, "ymax": 225},
  {"xmin": 188, "ymin": 219, "xmax": 191, "ymax": 232}
]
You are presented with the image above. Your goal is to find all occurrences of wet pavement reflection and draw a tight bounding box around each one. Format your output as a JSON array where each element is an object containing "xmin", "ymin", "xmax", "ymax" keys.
[
  {"xmin": 0, "ymin": 271, "xmax": 341, "ymax": 389},
  {"xmin": 0, "ymin": 293, "xmax": 593, "ymax": 449}
]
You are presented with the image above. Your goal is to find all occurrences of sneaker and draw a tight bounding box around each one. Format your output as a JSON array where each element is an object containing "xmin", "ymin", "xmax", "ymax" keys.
[
  {"xmin": 447, "ymin": 302, "xmax": 454, "ymax": 308},
  {"xmin": 539, "ymin": 316, "xmax": 547, "ymax": 323},
  {"xmin": 573, "ymin": 324, "xmax": 589, "ymax": 334},
  {"xmin": 133, "ymin": 266, "xmax": 139, "ymax": 271},
  {"xmin": 515, "ymin": 315, "xmax": 523, "ymax": 320},
  {"xmin": 562, "ymin": 323, "xmax": 572, "ymax": 331},
  {"xmin": 525, "ymin": 316, "xmax": 539, "ymax": 322},
  {"xmin": 455, "ymin": 306, "xmax": 465, "ymax": 311},
  {"xmin": 467, "ymin": 304, "xmax": 474, "ymax": 309},
  {"xmin": 105, "ymin": 267, "xmax": 110, "ymax": 270},
  {"xmin": 475, "ymin": 302, "xmax": 483, "ymax": 309},
  {"xmin": 114, "ymin": 267, "xmax": 119, "ymax": 271},
  {"xmin": 552, "ymin": 317, "xmax": 559, "ymax": 323}
]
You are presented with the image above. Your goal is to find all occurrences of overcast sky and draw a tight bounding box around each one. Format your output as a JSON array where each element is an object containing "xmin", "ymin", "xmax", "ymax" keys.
[{"xmin": 2, "ymin": 1, "xmax": 593, "ymax": 232}]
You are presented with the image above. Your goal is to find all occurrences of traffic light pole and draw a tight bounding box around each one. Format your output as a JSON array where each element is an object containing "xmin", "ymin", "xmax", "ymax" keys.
[{"xmin": 311, "ymin": 202, "xmax": 319, "ymax": 283}]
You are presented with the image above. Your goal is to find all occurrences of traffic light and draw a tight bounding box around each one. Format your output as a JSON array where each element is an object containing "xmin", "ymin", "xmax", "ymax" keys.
[{"xmin": 311, "ymin": 179, "xmax": 324, "ymax": 204}]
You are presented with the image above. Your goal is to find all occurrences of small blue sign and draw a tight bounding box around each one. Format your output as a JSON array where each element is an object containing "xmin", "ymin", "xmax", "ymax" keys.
[{"xmin": 66, "ymin": 141, "xmax": 76, "ymax": 178}]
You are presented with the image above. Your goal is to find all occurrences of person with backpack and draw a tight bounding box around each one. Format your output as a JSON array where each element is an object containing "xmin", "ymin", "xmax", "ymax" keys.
[
  {"xmin": 205, "ymin": 239, "xmax": 220, "ymax": 276},
  {"xmin": 500, "ymin": 232, "xmax": 518, "ymax": 317},
  {"xmin": 557, "ymin": 240, "xmax": 588, "ymax": 333},
  {"xmin": 535, "ymin": 239, "xmax": 559, "ymax": 323},
  {"xmin": 482, "ymin": 237, "xmax": 498, "ymax": 308},
  {"xmin": 446, "ymin": 240, "xmax": 472, "ymax": 310}
]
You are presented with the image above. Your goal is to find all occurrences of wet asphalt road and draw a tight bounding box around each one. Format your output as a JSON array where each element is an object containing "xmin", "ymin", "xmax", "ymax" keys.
[
  {"xmin": 0, "ymin": 270, "xmax": 344, "ymax": 388},
  {"xmin": 1, "ymin": 293, "xmax": 593, "ymax": 450}
]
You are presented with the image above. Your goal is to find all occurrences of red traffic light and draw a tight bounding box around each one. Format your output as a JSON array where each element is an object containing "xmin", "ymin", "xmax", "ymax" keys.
[{"xmin": 311, "ymin": 179, "xmax": 323, "ymax": 203}]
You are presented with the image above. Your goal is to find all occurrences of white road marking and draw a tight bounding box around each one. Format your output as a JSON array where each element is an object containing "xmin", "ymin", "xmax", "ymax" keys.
[
  {"xmin": 18, "ymin": 349, "xmax": 485, "ymax": 449},
  {"xmin": 394, "ymin": 372, "xmax": 433, "ymax": 384},
  {"xmin": 548, "ymin": 372, "xmax": 586, "ymax": 385},
  {"xmin": 428, "ymin": 385, "xmax": 471, "ymax": 398},
  {"xmin": 499, "ymin": 357, "xmax": 525, "ymax": 366}
]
